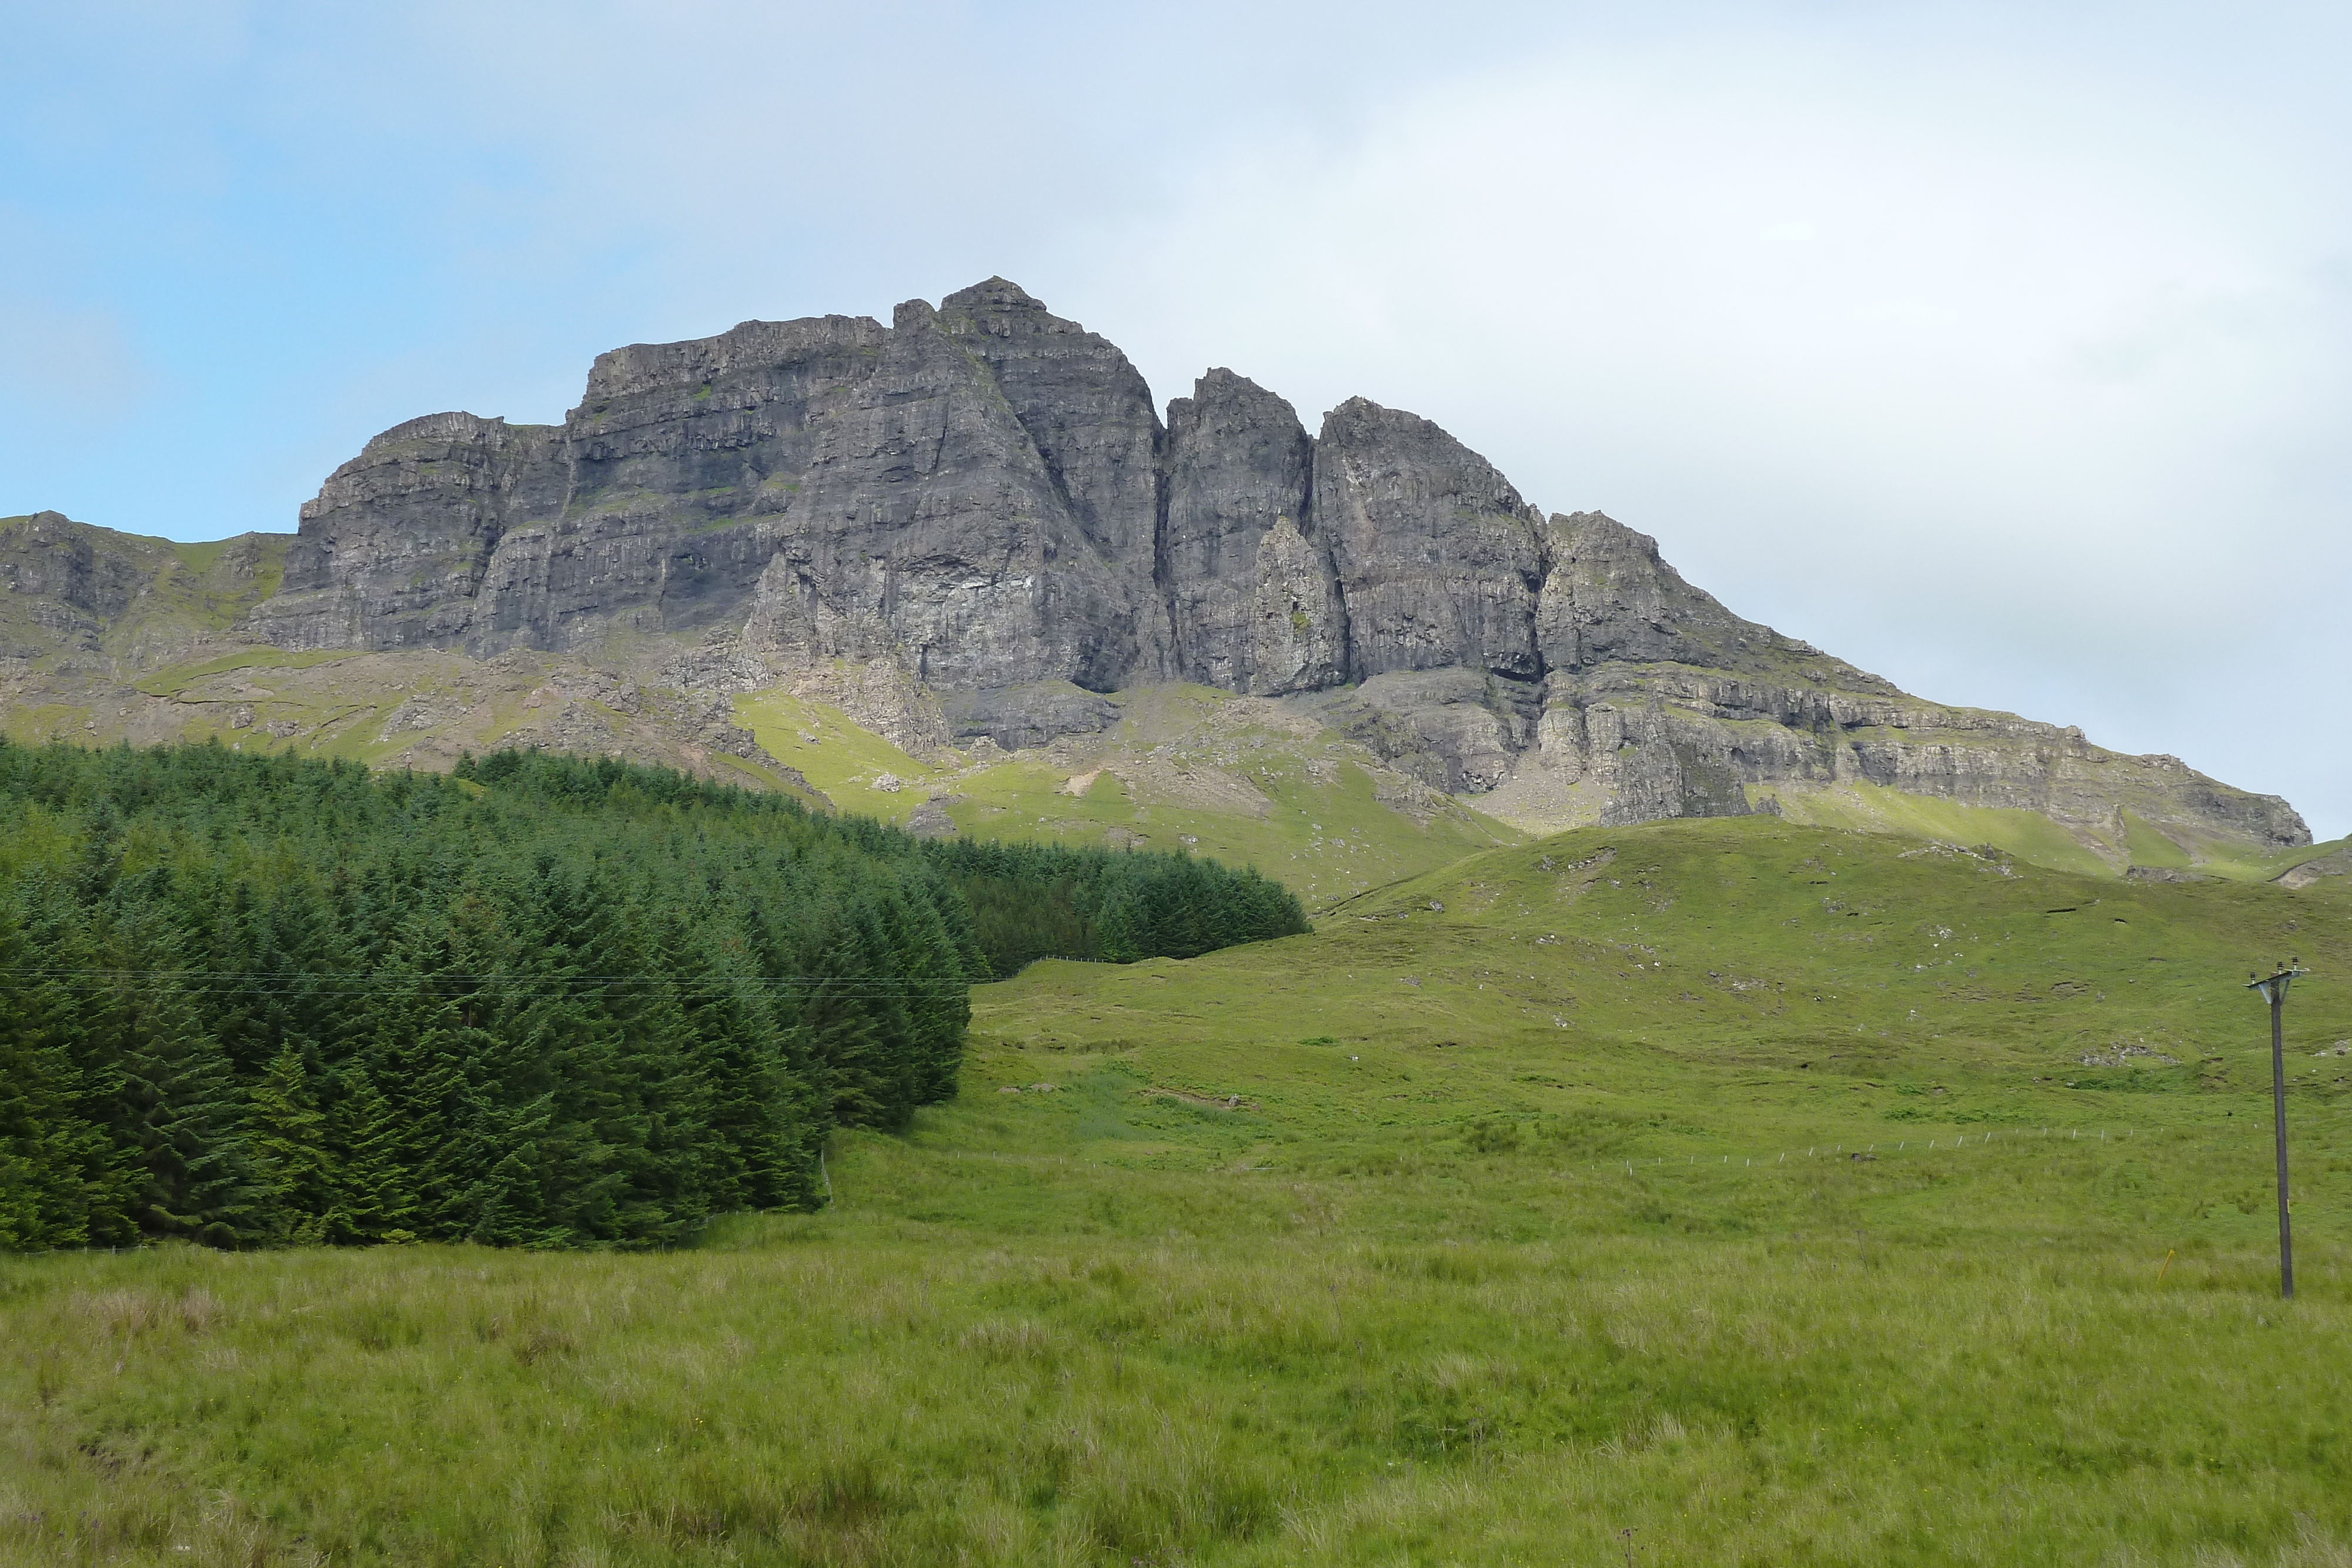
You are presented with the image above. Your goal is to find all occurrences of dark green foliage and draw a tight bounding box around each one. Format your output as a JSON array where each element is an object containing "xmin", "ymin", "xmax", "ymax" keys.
[
  {"xmin": 0, "ymin": 741, "xmax": 1307, "ymax": 1251},
  {"xmin": 920, "ymin": 837, "xmax": 1308, "ymax": 975}
]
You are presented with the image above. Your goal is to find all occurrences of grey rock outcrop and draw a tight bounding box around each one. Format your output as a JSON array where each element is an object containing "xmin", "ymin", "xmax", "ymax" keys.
[
  {"xmin": 934, "ymin": 280, "xmax": 1168, "ymax": 683},
  {"xmin": 1314, "ymin": 397, "xmax": 1546, "ymax": 684},
  {"xmin": 1535, "ymin": 511, "xmax": 1889, "ymax": 687},
  {"xmin": 258, "ymin": 283, "xmax": 1172, "ymax": 707},
  {"xmin": 940, "ymin": 683, "xmax": 1121, "ymax": 753},
  {"xmin": 1, "ymin": 511, "xmax": 159, "ymax": 640},
  {"xmin": 1161, "ymin": 370, "xmax": 1323, "ymax": 692},
  {"xmin": 1247, "ymin": 514, "xmax": 1348, "ymax": 696},
  {"xmin": 2, "ymin": 511, "xmax": 285, "ymax": 668},
  {"xmin": 729, "ymin": 296, "xmax": 1152, "ymax": 694},
  {"xmin": 1302, "ymin": 668, "xmax": 1522, "ymax": 795},
  {"xmin": 226, "ymin": 278, "xmax": 2310, "ymax": 857}
]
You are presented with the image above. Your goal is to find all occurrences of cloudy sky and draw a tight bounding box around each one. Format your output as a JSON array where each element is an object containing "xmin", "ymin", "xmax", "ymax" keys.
[{"xmin": 4, "ymin": 1, "xmax": 2346, "ymax": 837}]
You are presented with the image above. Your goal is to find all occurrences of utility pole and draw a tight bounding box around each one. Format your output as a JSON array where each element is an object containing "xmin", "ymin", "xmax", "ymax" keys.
[{"xmin": 2246, "ymin": 959, "xmax": 2308, "ymax": 1300}]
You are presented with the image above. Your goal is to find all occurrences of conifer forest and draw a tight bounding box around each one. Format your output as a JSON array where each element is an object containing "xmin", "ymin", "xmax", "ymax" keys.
[{"xmin": 0, "ymin": 741, "xmax": 1307, "ymax": 1253}]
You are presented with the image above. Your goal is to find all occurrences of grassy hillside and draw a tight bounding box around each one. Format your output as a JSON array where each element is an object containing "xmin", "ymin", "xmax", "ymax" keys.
[
  {"xmin": 2, "ymin": 641, "xmax": 827, "ymax": 800},
  {"xmin": 5, "ymin": 818, "xmax": 2348, "ymax": 1564},
  {"xmin": 734, "ymin": 682, "xmax": 1527, "ymax": 907},
  {"xmin": 1760, "ymin": 778, "xmax": 2338, "ymax": 884}
]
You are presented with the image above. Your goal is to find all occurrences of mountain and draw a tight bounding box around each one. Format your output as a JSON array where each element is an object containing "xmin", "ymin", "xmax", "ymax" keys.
[{"xmin": 1, "ymin": 279, "xmax": 2323, "ymax": 884}]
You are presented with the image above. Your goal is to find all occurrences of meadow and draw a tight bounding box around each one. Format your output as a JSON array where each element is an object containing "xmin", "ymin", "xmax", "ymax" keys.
[{"xmin": 4, "ymin": 817, "xmax": 2349, "ymax": 1566}]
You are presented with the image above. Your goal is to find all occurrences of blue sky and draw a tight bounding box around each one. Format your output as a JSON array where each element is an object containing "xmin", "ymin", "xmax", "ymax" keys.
[{"xmin": 4, "ymin": 1, "xmax": 2347, "ymax": 836}]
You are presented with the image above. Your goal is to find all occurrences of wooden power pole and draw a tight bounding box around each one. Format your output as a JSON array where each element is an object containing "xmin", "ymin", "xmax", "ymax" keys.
[{"xmin": 2246, "ymin": 959, "xmax": 2308, "ymax": 1300}]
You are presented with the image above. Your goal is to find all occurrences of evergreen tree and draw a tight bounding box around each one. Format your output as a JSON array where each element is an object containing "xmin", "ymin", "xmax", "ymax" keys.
[
  {"xmin": 246, "ymin": 1044, "xmax": 334, "ymax": 1244},
  {"xmin": 320, "ymin": 1066, "xmax": 418, "ymax": 1243},
  {"xmin": 0, "ymin": 737, "xmax": 1307, "ymax": 1252},
  {"xmin": 113, "ymin": 984, "xmax": 259, "ymax": 1248},
  {"xmin": 0, "ymin": 895, "xmax": 93, "ymax": 1248}
]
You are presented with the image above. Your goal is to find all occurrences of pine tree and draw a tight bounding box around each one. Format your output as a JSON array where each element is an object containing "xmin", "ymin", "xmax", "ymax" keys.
[
  {"xmin": 0, "ymin": 894, "xmax": 109, "ymax": 1249},
  {"xmin": 322, "ymin": 1066, "xmax": 419, "ymax": 1243},
  {"xmin": 465, "ymin": 1095, "xmax": 556, "ymax": 1248},
  {"xmin": 115, "ymin": 985, "xmax": 260, "ymax": 1248},
  {"xmin": 245, "ymin": 1044, "xmax": 335, "ymax": 1244}
]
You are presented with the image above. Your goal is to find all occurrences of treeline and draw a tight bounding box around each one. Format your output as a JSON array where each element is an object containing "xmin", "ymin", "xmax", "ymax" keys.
[
  {"xmin": 0, "ymin": 741, "xmax": 1305, "ymax": 1252},
  {"xmin": 926, "ymin": 837, "xmax": 1309, "ymax": 975}
]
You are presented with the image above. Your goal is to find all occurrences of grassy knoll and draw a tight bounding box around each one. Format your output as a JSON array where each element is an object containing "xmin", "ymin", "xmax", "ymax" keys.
[
  {"xmin": 730, "ymin": 689, "xmax": 943, "ymax": 810},
  {"xmin": 5, "ymin": 819, "xmax": 2350, "ymax": 1565}
]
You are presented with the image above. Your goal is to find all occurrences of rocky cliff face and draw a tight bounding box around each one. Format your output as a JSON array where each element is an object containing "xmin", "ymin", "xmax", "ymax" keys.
[
  {"xmin": 1315, "ymin": 397, "xmax": 1548, "ymax": 687},
  {"xmin": 254, "ymin": 284, "xmax": 1175, "ymax": 697},
  {"xmin": 1161, "ymin": 369, "xmax": 1319, "ymax": 693},
  {"xmin": 214, "ymin": 280, "xmax": 2322, "ymax": 857},
  {"xmin": 2, "ymin": 511, "xmax": 285, "ymax": 670}
]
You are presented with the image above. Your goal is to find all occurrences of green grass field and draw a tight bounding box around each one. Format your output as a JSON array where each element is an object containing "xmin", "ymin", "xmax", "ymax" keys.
[{"xmin": 5, "ymin": 819, "xmax": 2350, "ymax": 1565}]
